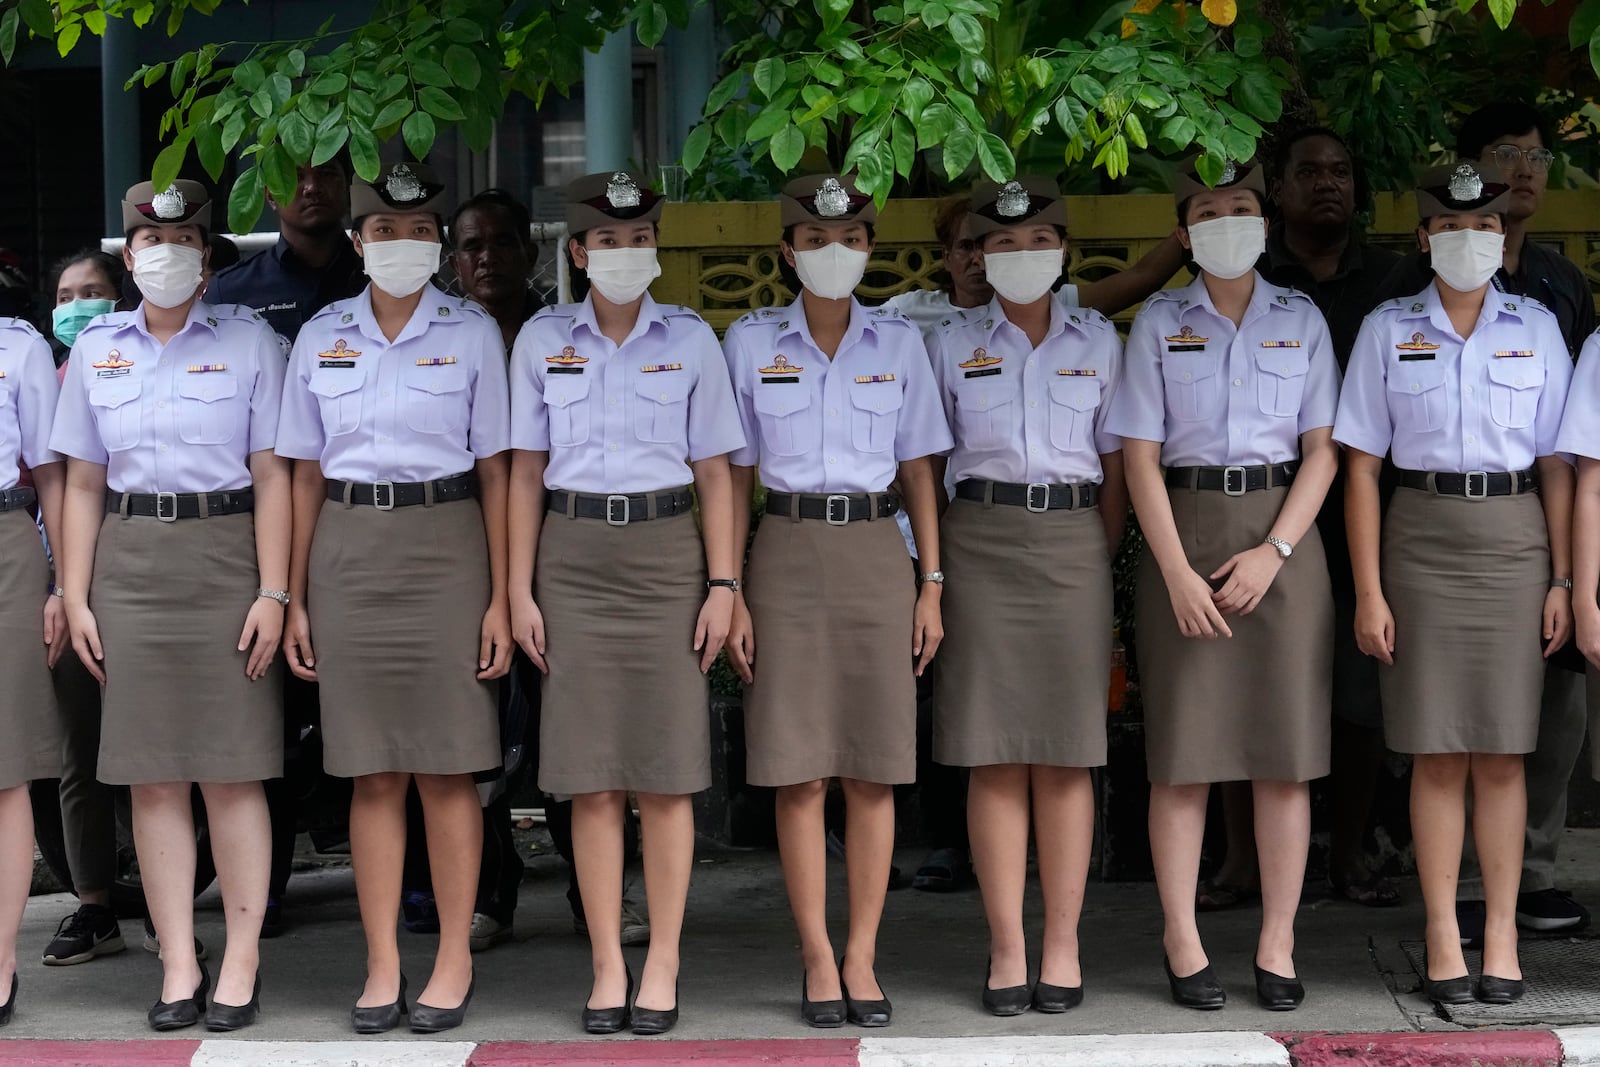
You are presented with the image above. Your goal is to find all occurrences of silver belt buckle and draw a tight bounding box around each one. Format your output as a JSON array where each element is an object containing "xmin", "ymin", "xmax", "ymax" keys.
[
  {"xmin": 1464, "ymin": 470, "xmax": 1489, "ymax": 500},
  {"xmin": 606, "ymin": 494, "xmax": 631, "ymax": 526},
  {"xmin": 1223, "ymin": 465, "xmax": 1248, "ymax": 496},
  {"xmin": 1025, "ymin": 482, "xmax": 1051, "ymax": 513},
  {"xmin": 371, "ymin": 479, "xmax": 395, "ymax": 511},
  {"xmin": 825, "ymin": 494, "xmax": 851, "ymax": 526},
  {"xmin": 155, "ymin": 491, "xmax": 179, "ymax": 522}
]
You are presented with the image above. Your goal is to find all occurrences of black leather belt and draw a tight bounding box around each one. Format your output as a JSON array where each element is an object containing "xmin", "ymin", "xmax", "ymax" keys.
[
  {"xmin": 327, "ymin": 473, "xmax": 477, "ymax": 509},
  {"xmin": 955, "ymin": 479, "xmax": 1098, "ymax": 511},
  {"xmin": 765, "ymin": 491, "xmax": 899, "ymax": 524},
  {"xmin": 1396, "ymin": 468, "xmax": 1538, "ymax": 498},
  {"xmin": 547, "ymin": 487, "xmax": 695, "ymax": 524},
  {"xmin": 1165, "ymin": 463, "xmax": 1296, "ymax": 494},
  {"xmin": 106, "ymin": 488, "xmax": 255, "ymax": 520},
  {"xmin": 0, "ymin": 486, "xmax": 36, "ymax": 512}
]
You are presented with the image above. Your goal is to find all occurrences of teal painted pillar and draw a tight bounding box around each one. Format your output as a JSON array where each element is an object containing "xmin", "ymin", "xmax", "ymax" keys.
[
  {"xmin": 101, "ymin": 18, "xmax": 142, "ymax": 236},
  {"xmin": 665, "ymin": 4, "xmax": 715, "ymax": 159},
  {"xmin": 584, "ymin": 28, "xmax": 634, "ymax": 172}
]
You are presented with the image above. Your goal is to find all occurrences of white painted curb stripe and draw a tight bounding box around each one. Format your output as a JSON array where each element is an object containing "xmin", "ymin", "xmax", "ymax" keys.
[
  {"xmin": 1558, "ymin": 1026, "xmax": 1600, "ymax": 1066},
  {"xmin": 192, "ymin": 1041, "xmax": 476, "ymax": 1067},
  {"xmin": 859, "ymin": 1032, "xmax": 1292, "ymax": 1067}
]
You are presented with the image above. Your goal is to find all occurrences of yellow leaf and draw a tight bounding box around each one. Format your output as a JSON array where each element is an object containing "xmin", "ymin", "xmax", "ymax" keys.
[
  {"xmin": 1201, "ymin": 0, "xmax": 1236, "ymax": 25},
  {"xmin": 1123, "ymin": 0, "xmax": 1162, "ymax": 37}
]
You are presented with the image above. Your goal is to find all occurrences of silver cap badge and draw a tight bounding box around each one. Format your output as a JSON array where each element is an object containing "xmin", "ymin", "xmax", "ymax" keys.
[
  {"xmin": 606, "ymin": 172, "xmax": 641, "ymax": 209},
  {"xmin": 815, "ymin": 177, "xmax": 851, "ymax": 218},
  {"xmin": 151, "ymin": 184, "xmax": 187, "ymax": 220},
  {"xmin": 385, "ymin": 165, "xmax": 424, "ymax": 203},
  {"xmin": 996, "ymin": 180, "xmax": 1030, "ymax": 218},
  {"xmin": 1448, "ymin": 163, "xmax": 1482, "ymax": 203},
  {"xmin": 1218, "ymin": 160, "xmax": 1238, "ymax": 185}
]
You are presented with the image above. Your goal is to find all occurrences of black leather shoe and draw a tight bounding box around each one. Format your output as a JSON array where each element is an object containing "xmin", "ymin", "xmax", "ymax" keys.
[
  {"xmin": 351, "ymin": 973, "xmax": 408, "ymax": 1034},
  {"xmin": 981, "ymin": 960, "xmax": 1031, "ymax": 1017},
  {"xmin": 1032, "ymin": 980, "xmax": 1083, "ymax": 1014},
  {"xmin": 205, "ymin": 974, "xmax": 262, "ymax": 1031},
  {"xmin": 840, "ymin": 959, "xmax": 891, "ymax": 1027},
  {"xmin": 148, "ymin": 962, "xmax": 210, "ymax": 1031},
  {"xmin": 800, "ymin": 970, "xmax": 845, "ymax": 1028},
  {"xmin": 631, "ymin": 979, "xmax": 678, "ymax": 1035},
  {"xmin": 582, "ymin": 966, "xmax": 632, "ymax": 1035},
  {"xmin": 411, "ymin": 976, "xmax": 475, "ymax": 1034},
  {"xmin": 1253, "ymin": 964, "xmax": 1304, "ymax": 1011},
  {"xmin": 1474, "ymin": 974, "xmax": 1526, "ymax": 1005},
  {"xmin": 1421, "ymin": 973, "xmax": 1474, "ymax": 1005},
  {"xmin": 1164, "ymin": 956, "xmax": 1225, "ymax": 1010},
  {"xmin": 259, "ymin": 899, "xmax": 285, "ymax": 940},
  {"xmin": 0, "ymin": 973, "xmax": 17, "ymax": 1027}
]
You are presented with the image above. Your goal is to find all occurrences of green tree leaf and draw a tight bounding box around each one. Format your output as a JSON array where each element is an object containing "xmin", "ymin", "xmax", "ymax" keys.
[
  {"xmin": 769, "ymin": 123, "xmax": 806, "ymax": 171},
  {"xmin": 1571, "ymin": 0, "xmax": 1600, "ymax": 47},
  {"xmin": 419, "ymin": 87, "xmax": 465, "ymax": 121},
  {"xmin": 261, "ymin": 142, "xmax": 297, "ymax": 206},
  {"xmin": 280, "ymin": 111, "xmax": 314, "ymax": 160},
  {"xmin": 891, "ymin": 113, "xmax": 915, "ymax": 177},
  {"xmin": 195, "ymin": 112, "xmax": 226, "ymax": 177},
  {"xmin": 683, "ymin": 122, "xmax": 712, "ymax": 172},
  {"xmin": 151, "ymin": 134, "xmax": 191, "ymax": 191},
  {"xmin": 637, "ymin": 3, "xmax": 668, "ymax": 46},
  {"xmin": 308, "ymin": 71, "xmax": 348, "ymax": 96},
  {"xmin": 349, "ymin": 126, "xmax": 381, "ymax": 181},
  {"xmin": 747, "ymin": 105, "xmax": 791, "ymax": 142},
  {"xmin": 17, "ymin": 0, "xmax": 52, "ymax": 37},
  {"xmin": 444, "ymin": 44, "xmax": 482, "ymax": 89},
  {"xmin": 412, "ymin": 60, "xmax": 453, "ymax": 88},
  {"xmin": 902, "ymin": 77, "xmax": 934, "ymax": 123},
  {"xmin": 1159, "ymin": 114, "xmax": 1196, "ymax": 148},
  {"xmin": 975, "ymin": 130, "xmax": 1011, "ymax": 181},
  {"xmin": 374, "ymin": 98, "xmax": 413, "ymax": 130},
  {"xmin": 706, "ymin": 70, "xmax": 744, "ymax": 113},
  {"xmin": 1486, "ymin": 0, "xmax": 1514, "ymax": 29},
  {"xmin": 948, "ymin": 12, "xmax": 984, "ymax": 53},
  {"xmin": 445, "ymin": 18, "xmax": 482, "ymax": 43},
  {"xmin": 311, "ymin": 122, "xmax": 350, "ymax": 166},
  {"xmin": 1235, "ymin": 72, "xmax": 1282, "ymax": 123},
  {"xmin": 942, "ymin": 121, "xmax": 978, "ymax": 179},
  {"xmin": 228, "ymin": 165, "xmax": 266, "ymax": 235},
  {"xmin": 403, "ymin": 110, "xmax": 438, "ymax": 157},
  {"xmin": 916, "ymin": 101, "xmax": 956, "ymax": 148},
  {"xmin": 754, "ymin": 56, "xmax": 786, "ymax": 99},
  {"xmin": 1070, "ymin": 74, "xmax": 1105, "ymax": 107}
]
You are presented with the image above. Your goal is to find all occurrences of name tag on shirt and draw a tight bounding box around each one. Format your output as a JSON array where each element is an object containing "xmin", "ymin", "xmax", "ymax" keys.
[
  {"xmin": 1166, "ymin": 344, "xmax": 1205, "ymax": 352},
  {"xmin": 320, "ymin": 361, "xmax": 357, "ymax": 368},
  {"xmin": 963, "ymin": 367, "xmax": 1001, "ymax": 379},
  {"xmin": 759, "ymin": 376, "xmax": 800, "ymax": 384},
  {"xmin": 1396, "ymin": 352, "xmax": 1436, "ymax": 362},
  {"xmin": 548, "ymin": 367, "xmax": 584, "ymax": 375}
]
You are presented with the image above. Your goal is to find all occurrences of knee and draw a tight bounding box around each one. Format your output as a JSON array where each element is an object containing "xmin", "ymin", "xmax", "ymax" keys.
[
  {"xmin": 131, "ymin": 781, "xmax": 192, "ymax": 806},
  {"xmin": 413, "ymin": 772, "xmax": 474, "ymax": 802},
  {"xmin": 1413, "ymin": 753, "xmax": 1470, "ymax": 787},
  {"xmin": 353, "ymin": 772, "xmax": 411, "ymax": 803},
  {"xmin": 840, "ymin": 778, "xmax": 892, "ymax": 803},
  {"xmin": 1468, "ymin": 753, "xmax": 1525, "ymax": 789}
]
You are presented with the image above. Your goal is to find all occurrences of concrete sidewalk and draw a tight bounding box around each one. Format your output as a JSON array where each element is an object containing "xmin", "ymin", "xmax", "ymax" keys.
[{"xmin": 3, "ymin": 830, "xmax": 1599, "ymax": 1061}]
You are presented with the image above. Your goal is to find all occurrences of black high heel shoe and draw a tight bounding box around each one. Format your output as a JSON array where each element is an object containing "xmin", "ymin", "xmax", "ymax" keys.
[
  {"xmin": 800, "ymin": 970, "xmax": 846, "ymax": 1028},
  {"xmin": 0, "ymin": 973, "xmax": 16, "ymax": 1027},
  {"xmin": 631, "ymin": 979, "xmax": 679, "ymax": 1035},
  {"xmin": 981, "ymin": 959, "xmax": 1031, "ymax": 1017},
  {"xmin": 411, "ymin": 975, "xmax": 475, "ymax": 1034},
  {"xmin": 205, "ymin": 974, "xmax": 262, "ymax": 1032},
  {"xmin": 582, "ymin": 965, "xmax": 632, "ymax": 1035},
  {"xmin": 148, "ymin": 961, "xmax": 211, "ymax": 1031},
  {"xmin": 1163, "ymin": 956, "xmax": 1225, "ymax": 1010},
  {"xmin": 1252, "ymin": 964, "xmax": 1304, "ymax": 1011},
  {"xmin": 1474, "ymin": 974, "xmax": 1526, "ymax": 1005},
  {"xmin": 351, "ymin": 973, "xmax": 408, "ymax": 1034},
  {"xmin": 840, "ymin": 957, "xmax": 891, "ymax": 1028},
  {"xmin": 1031, "ymin": 978, "xmax": 1084, "ymax": 1014}
]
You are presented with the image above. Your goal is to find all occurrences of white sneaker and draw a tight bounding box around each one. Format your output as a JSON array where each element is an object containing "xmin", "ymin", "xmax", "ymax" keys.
[
  {"xmin": 141, "ymin": 918, "xmax": 208, "ymax": 960},
  {"xmin": 468, "ymin": 912, "xmax": 513, "ymax": 952}
]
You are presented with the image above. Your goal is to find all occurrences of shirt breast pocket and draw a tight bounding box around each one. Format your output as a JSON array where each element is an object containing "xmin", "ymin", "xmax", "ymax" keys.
[
  {"xmin": 176, "ymin": 373, "xmax": 240, "ymax": 446},
  {"xmin": 308, "ymin": 367, "xmax": 367, "ymax": 437},
  {"xmin": 1047, "ymin": 378, "xmax": 1101, "ymax": 452},
  {"xmin": 544, "ymin": 373, "xmax": 593, "ymax": 447},
  {"xmin": 849, "ymin": 381, "xmax": 903, "ymax": 454},
  {"xmin": 634, "ymin": 374, "xmax": 691, "ymax": 445},
  {"xmin": 1162, "ymin": 354, "xmax": 1223, "ymax": 422},
  {"xmin": 753, "ymin": 385, "xmax": 816, "ymax": 457},
  {"xmin": 1387, "ymin": 362, "xmax": 1448, "ymax": 434},
  {"xmin": 956, "ymin": 382, "xmax": 1014, "ymax": 453},
  {"xmin": 1487, "ymin": 358, "xmax": 1545, "ymax": 429},
  {"xmin": 1254, "ymin": 350, "xmax": 1309, "ymax": 419},
  {"xmin": 403, "ymin": 365, "xmax": 470, "ymax": 436},
  {"xmin": 87, "ymin": 379, "xmax": 142, "ymax": 453}
]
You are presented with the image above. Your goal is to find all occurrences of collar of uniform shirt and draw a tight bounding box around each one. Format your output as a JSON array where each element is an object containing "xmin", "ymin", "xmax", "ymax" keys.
[
  {"xmin": 126, "ymin": 299, "xmax": 222, "ymax": 341},
  {"xmin": 1173, "ymin": 270, "xmax": 1284, "ymax": 328},
  {"xmin": 350, "ymin": 280, "xmax": 455, "ymax": 346},
  {"xmin": 775, "ymin": 294, "xmax": 882, "ymax": 355},
  {"xmin": 979, "ymin": 295, "xmax": 1081, "ymax": 344},
  {"xmin": 1401, "ymin": 277, "xmax": 1528, "ymax": 337},
  {"xmin": 572, "ymin": 289, "xmax": 668, "ymax": 347}
]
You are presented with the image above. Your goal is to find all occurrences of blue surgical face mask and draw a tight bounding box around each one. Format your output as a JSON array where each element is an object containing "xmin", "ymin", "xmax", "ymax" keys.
[{"xmin": 51, "ymin": 298, "xmax": 116, "ymax": 348}]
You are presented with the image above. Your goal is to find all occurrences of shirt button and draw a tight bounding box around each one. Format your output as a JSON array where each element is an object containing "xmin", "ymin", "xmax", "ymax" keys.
[
  {"xmin": 1515, "ymin": 377, "xmax": 1524, "ymax": 386},
  {"xmin": 1029, "ymin": 446, "xmax": 1038, "ymax": 455},
  {"xmin": 1183, "ymin": 372, "xmax": 1193, "ymax": 381},
  {"xmin": 1027, "ymin": 360, "xmax": 1035, "ymax": 368},
  {"xmin": 609, "ymin": 443, "xmax": 619, "ymax": 452},
  {"xmin": 1029, "ymin": 401, "xmax": 1038, "ymax": 409},
  {"xmin": 1467, "ymin": 435, "xmax": 1477, "ymax": 444},
  {"xmin": 1465, "ymin": 386, "xmax": 1473, "ymax": 395},
  {"xmin": 828, "ymin": 456, "xmax": 837, "ymax": 464},
  {"xmin": 159, "ymin": 444, "xmax": 168, "ymax": 453},
  {"xmin": 609, "ymin": 398, "xmax": 618, "ymax": 407},
  {"xmin": 159, "ymin": 359, "xmax": 168, "ymax": 367},
  {"xmin": 157, "ymin": 401, "xmax": 166, "ymax": 408},
  {"xmin": 1233, "ymin": 378, "xmax": 1242, "ymax": 387},
  {"xmin": 1411, "ymin": 384, "xmax": 1420, "ymax": 392},
  {"xmin": 1233, "ymin": 428, "xmax": 1242, "ymax": 436},
  {"xmin": 659, "ymin": 393, "xmax": 669, "ymax": 401},
  {"xmin": 382, "ymin": 389, "xmax": 392, "ymax": 398},
  {"xmin": 829, "ymin": 408, "xmax": 838, "ymax": 417},
  {"xmin": 380, "ymin": 435, "xmax": 390, "ymax": 442}
]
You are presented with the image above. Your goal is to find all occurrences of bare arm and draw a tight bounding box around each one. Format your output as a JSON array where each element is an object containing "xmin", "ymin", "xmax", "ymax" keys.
[
  {"xmin": 692, "ymin": 455, "xmax": 737, "ymax": 673},
  {"xmin": 32, "ymin": 461, "xmax": 67, "ymax": 666},
  {"xmin": 283, "ymin": 459, "xmax": 326, "ymax": 680},
  {"xmin": 1536, "ymin": 454, "xmax": 1574, "ymax": 656},
  {"xmin": 1097, "ymin": 450, "xmax": 1127, "ymax": 556},
  {"xmin": 1344, "ymin": 448, "xmax": 1393, "ymax": 665},
  {"xmin": 475, "ymin": 451, "xmax": 512, "ymax": 679},
  {"xmin": 238, "ymin": 451, "xmax": 292, "ymax": 679},
  {"xmin": 899, "ymin": 455, "xmax": 944, "ymax": 675},
  {"xmin": 507, "ymin": 449, "xmax": 550, "ymax": 671},
  {"xmin": 1574, "ymin": 457, "xmax": 1600, "ymax": 668},
  {"xmin": 60, "ymin": 458, "xmax": 109, "ymax": 682},
  {"xmin": 1077, "ymin": 232, "xmax": 1187, "ymax": 317},
  {"xmin": 725, "ymin": 464, "xmax": 758, "ymax": 684}
]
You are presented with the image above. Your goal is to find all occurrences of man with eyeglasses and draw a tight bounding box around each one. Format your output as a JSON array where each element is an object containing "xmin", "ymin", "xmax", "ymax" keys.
[{"xmin": 1378, "ymin": 100, "xmax": 1596, "ymax": 944}]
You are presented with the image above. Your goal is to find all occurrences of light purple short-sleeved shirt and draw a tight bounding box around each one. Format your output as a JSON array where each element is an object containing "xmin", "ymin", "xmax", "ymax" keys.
[
  {"xmin": 1105, "ymin": 274, "xmax": 1341, "ymax": 466},
  {"xmin": 0, "ymin": 318, "xmax": 62, "ymax": 489},
  {"xmin": 1334, "ymin": 283, "xmax": 1571, "ymax": 472},
  {"xmin": 509, "ymin": 293, "xmax": 745, "ymax": 493},
  {"xmin": 930, "ymin": 297, "xmax": 1123, "ymax": 486},
  {"xmin": 50, "ymin": 302, "xmax": 284, "ymax": 493},
  {"xmin": 723, "ymin": 297, "xmax": 953, "ymax": 494},
  {"xmin": 1556, "ymin": 330, "xmax": 1600, "ymax": 461},
  {"xmin": 275, "ymin": 283, "xmax": 511, "ymax": 482}
]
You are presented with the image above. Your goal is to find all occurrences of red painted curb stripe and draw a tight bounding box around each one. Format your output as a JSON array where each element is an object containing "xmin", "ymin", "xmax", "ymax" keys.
[
  {"xmin": 0, "ymin": 1041, "xmax": 203, "ymax": 1067},
  {"xmin": 469, "ymin": 1038, "xmax": 862, "ymax": 1066},
  {"xmin": 1274, "ymin": 1030, "xmax": 1564, "ymax": 1067}
]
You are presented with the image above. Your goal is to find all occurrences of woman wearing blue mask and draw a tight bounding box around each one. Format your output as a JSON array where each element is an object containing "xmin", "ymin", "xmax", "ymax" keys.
[{"xmin": 51, "ymin": 252, "xmax": 128, "ymax": 354}]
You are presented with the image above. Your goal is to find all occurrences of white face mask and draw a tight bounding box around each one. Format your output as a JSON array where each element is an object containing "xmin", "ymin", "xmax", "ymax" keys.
[
  {"xmin": 983, "ymin": 248, "xmax": 1063, "ymax": 305},
  {"xmin": 584, "ymin": 247, "xmax": 661, "ymax": 305},
  {"xmin": 360, "ymin": 238, "xmax": 441, "ymax": 298},
  {"xmin": 1186, "ymin": 215, "xmax": 1266, "ymax": 280},
  {"xmin": 1428, "ymin": 228, "xmax": 1504, "ymax": 293},
  {"xmin": 131, "ymin": 244, "xmax": 203, "ymax": 309},
  {"xmin": 793, "ymin": 243, "xmax": 869, "ymax": 300}
]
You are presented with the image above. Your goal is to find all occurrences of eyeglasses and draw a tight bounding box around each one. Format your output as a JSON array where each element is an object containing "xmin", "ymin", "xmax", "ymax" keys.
[{"xmin": 1488, "ymin": 144, "xmax": 1555, "ymax": 172}]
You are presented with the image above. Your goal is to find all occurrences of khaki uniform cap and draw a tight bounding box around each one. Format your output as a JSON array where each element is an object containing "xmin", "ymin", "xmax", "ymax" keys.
[
  {"xmin": 122, "ymin": 179, "xmax": 211, "ymax": 233},
  {"xmin": 349, "ymin": 162, "xmax": 450, "ymax": 219},
  {"xmin": 966, "ymin": 176, "xmax": 1067, "ymax": 237},
  {"xmin": 779, "ymin": 173, "xmax": 877, "ymax": 227},
  {"xmin": 1415, "ymin": 160, "xmax": 1511, "ymax": 219},
  {"xmin": 563, "ymin": 171, "xmax": 664, "ymax": 233}
]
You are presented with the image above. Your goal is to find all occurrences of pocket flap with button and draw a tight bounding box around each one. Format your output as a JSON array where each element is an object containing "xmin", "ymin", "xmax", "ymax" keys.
[
  {"xmin": 636, "ymin": 374, "xmax": 691, "ymax": 405},
  {"xmin": 1162, "ymin": 354, "xmax": 1219, "ymax": 384},
  {"xmin": 177, "ymin": 374, "xmax": 239, "ymax": 403},
  {"xmin": 849, "ymin": 381, "xmax": 904, "ymax": 414},
  {"xmin": 88, "ymin": 379, "xmax": 141, "ymax": 409},
  {"xmin": 1252, "ymin": 349, "xmax": 1309, "ymax": 380},
  {"xmin": 1048, "ymin": 377, "xmax": 1100, "ymax": 412},
  {"xmin": 1387, "ymin": 362, "xmax": 1446, "ymax": 396},
  {"xmin": 754, "ymin": 385, "xmax": 811, "ymax": 417},
  {"xmin": 406, "ymin": 365, "xmax": 469, "ymax": 396},
  {"xmin": 543, "ymin": 373, "xmax": 592, "ymax": 408},
  {"xmin": 1486, "ymin": 358, "xmax": 1545, "ymax": 391},
  {"xmin": 959, "ymin": 382, "xmax": 1012, "ymax": 413},
  {"xmin": 309, "ymin": 369, "xmax": 365, "ymax": 399}
]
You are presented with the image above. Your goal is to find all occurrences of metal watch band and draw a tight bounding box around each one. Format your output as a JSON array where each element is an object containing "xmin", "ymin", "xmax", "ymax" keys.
[
  {"xmin": 257, "ymin": 589, "xmax": 291, "ymax": 606},
  {"xmin": 1552, "ymin": 577, "xmax": 1575, "ymax": 590}
]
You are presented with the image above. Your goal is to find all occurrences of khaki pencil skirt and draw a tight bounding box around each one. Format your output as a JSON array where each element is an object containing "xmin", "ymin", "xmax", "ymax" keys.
[
  {"xmin": 92, "ymin": 510, "xmax": 282, "ymax": 785},
  {"xmin": 0, "ymin": 509, "xmax": 60, "ymax": 788},
  {"xmin": 743, "ymin": 511, "xmax": 915, "ymax": 786},
  {"xmin": 309, "ymin": 498, "xmax": 500, "ymax": 778},
  {"xmin": 935, "ymin": 498, "xmax": 1112, "ymax": 767},
  {"xmin": 1136, "ymin": 485, "xmax": 1333, "ymax": 785}
]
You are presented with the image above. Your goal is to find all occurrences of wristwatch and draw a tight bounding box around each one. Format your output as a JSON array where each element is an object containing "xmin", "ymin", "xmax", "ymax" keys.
[
  {"xmin": 1552, "ymin": 577, "xmax": 1574, "ymax": 590},
  {"xmin": 257, "ymin": 589, "xmax": 291, "ymax": 606},
  {"xmin": 917, "ymin": 570, "xmax": 946, "ymax": 586},
  {"xmin": 49, "ymin": 585, "xmax": 65, "ymax": 599},
  {"xmin": 707, "ymin": 578, "xmax": 741, "ymax": 592},
  {"xmin": 1263, "ymin": 536, "xmax": 1293, "ymax": 560}
]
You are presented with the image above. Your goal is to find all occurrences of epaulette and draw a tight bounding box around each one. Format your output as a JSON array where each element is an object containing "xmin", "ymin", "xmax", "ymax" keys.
[
  {"xmin": 0, "ymin": 317, "xmax": 42, "ymax": 339},
  {"xmin": 1141, "ymin": 288, "xmax": 1184, "ymax": 306},
  {"xmin": 206, "ymin": 302, "xmax": 266, "ymax": 323},
  {"xmin": 307, "ymin": 299, "xmax": 352, "ymax": 325},
  {"xmin": 77, "ymin": 310, "xmax": 136, "ymax": 336},
  {"xmin": 1268, "ymin": 286, "xmax": 1314, "ymax": 307}
]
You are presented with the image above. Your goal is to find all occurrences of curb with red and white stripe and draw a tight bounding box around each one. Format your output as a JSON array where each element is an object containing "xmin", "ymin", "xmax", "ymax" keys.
[{"xmin": 3, "ymin": 1029, "xmax": 1600, "ymax": 1066}]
